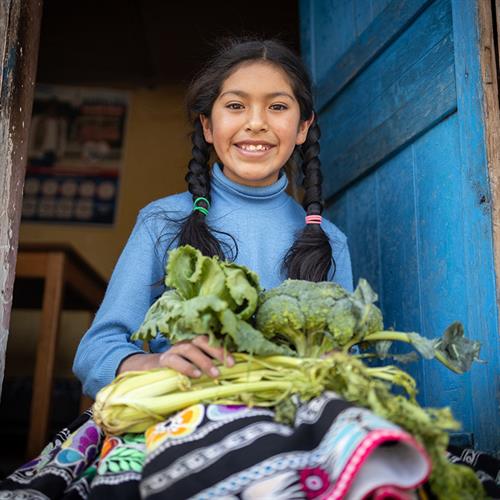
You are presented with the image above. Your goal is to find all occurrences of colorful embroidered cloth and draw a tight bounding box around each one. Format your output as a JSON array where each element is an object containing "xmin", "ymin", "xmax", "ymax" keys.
[{"xmin": 0, "ymin": 393, "xmax": 432, "ymax": 499}]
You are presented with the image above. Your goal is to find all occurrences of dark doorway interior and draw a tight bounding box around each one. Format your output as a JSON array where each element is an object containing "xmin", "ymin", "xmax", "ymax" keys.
[{"xmin": 37, "ymin": 0, "xmax": 300, "ymax": 87}]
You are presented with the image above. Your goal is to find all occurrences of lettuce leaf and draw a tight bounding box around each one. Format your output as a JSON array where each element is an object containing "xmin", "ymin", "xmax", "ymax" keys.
[{"xmin": 133, "ymin": 245, "xmax": 281, "ymax": 355}]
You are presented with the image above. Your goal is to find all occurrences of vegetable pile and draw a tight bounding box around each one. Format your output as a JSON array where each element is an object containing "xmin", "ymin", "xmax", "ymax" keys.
[{"xmin": 93, "ymin": 245, "xmax": 485, "ymax": 499}]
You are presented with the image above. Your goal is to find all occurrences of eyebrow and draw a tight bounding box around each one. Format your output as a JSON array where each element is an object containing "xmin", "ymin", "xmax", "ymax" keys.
[{"xmin": 219, "ymin": 90, "xmax": 296, "ymax": 101}]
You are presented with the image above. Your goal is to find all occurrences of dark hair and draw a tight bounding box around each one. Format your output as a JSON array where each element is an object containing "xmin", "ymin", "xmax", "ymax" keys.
[{"xmin": 167, "ymin": 37, "xmax": 335, "ymax": 282}]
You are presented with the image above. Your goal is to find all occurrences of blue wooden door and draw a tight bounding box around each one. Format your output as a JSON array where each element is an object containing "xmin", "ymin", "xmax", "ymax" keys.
[{"xmin": 300, "ymin": 0, "xmax": 500, "ymax": 453}]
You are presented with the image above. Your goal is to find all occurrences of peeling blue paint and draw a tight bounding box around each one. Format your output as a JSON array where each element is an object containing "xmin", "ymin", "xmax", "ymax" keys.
[{"xmin": 1, "ymin": 46, "xmax": 17, "ymax": 97}]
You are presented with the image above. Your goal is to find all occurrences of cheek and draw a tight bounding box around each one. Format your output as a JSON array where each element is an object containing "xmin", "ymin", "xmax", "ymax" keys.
[
  {"xmin": 273, "ymin": 112, "xmax": 303, "ymax": 141},
  {"xmin": 212, "ymin": 110, "xmax": 241, "ymax": 137},
  {"xmin": 211, "ymin": 113, "xmax": 240, "ymax": 143},
  {"xmin": 277, "ymin": 120, "xmax": 303, "ymax": 147}
]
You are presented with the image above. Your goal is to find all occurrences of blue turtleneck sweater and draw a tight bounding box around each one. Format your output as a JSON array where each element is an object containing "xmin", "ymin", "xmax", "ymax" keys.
[{"xmin": 73, "ymin": 164, "xmax": 353, "ymax": 398}]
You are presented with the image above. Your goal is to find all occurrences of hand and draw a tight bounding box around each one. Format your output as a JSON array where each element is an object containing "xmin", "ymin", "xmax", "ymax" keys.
[
  {"xmin": 160, "ymin": 335, "xmax": 234, "ymax": 378},
  {"xmin": 117, "ymin": 335, "xmax": 234, "ymax": 378}
]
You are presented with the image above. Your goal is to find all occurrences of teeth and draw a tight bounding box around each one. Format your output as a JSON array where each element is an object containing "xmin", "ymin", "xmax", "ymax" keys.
[{"xmin": 239, "ymin": 144, "xmax": 271, "ymax": 151}]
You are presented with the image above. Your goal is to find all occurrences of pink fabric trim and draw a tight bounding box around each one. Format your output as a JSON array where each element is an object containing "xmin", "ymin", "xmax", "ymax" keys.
[
  {"xmin": 371, "ymin": 485, "xmax": 414, "ymax": 500},
  {"xmin": 305, "ymin": 215, "xmax": 322, "ymax": 224},
  {"xmin": 321, "ymin": 429, "xmax": 431, "ymax": 500}
]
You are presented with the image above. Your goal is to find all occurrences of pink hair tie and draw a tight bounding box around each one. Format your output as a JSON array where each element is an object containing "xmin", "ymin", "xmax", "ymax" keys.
[{"xmin": 305, "ymin": 215, "xmax": 322, "ymax": 224}]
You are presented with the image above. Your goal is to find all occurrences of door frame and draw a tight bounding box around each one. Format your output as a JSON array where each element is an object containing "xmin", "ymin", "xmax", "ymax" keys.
[
  {"xmin": 0, "ymin": 0, "xmax": 42, "ymax": 397},
  {"xmin": 479, "ymin": 0, "xmax": 500, "ymax": 321}
]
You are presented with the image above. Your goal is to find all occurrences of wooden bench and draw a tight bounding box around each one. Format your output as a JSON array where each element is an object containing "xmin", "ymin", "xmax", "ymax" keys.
[{"xmin": 13, "ymin": 243, "xmax": 106, "ymax": 458}]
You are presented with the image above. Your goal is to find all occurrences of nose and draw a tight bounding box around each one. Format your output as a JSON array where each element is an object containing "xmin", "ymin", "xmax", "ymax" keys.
[{"xmin": 245, "ymin": 106, "xmax": 268, "ymax": 132}]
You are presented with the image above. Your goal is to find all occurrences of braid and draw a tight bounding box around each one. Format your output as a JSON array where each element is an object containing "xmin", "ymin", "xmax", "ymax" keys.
[
  {"xmin": 177, "ymin": 119, "xmax": 236, "ymax": 259},
  {"xmin": 283, "ymin": 118, "xmax": 335, "ymax": 281},
  {"xmin": 301, "ymin": 121, "xmax": 322, "ymax": 215},
  {"xmin": 185, "ymin": 120, "xmax": 211, "ymax": 205}
]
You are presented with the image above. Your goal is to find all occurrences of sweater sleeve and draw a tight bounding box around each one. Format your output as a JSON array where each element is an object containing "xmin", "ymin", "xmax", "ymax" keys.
[
  {"xmin": 329, "ymin": 239, "xmax": 354, "ymax": 293},
  {"xmin": 73, "ymin": 209, "xmax": 165, "ymax": 398}
]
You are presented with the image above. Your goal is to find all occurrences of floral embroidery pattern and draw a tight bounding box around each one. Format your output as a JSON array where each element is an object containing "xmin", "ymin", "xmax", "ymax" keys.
[
  {"xmin": 145, "ymin": 404, "xmax": 205, "ymax": 451},
  {"xmin": 64, "ymin": 458, "xmax": 100, "ymax": 498},
  {"xmin": 15, "ymin": 443, "xmax": 59, "ymax": 479},
  {"xmin": 2, "ymin": 397, "xmax": 440, "ymax": 499},
  {"xmin": 8, "ymin": 418, "xmax": 103, "ymax": 487},
  {"xmin": 206, "ymin": 404, "xmax": 249, "ymax": 421},
  {"xmin": 97, "ymin": 434, "xmax": 146, "ymax": 475},
  {"xmin": 100, "ymin": 436, "xmax": 121, "ymax": 461},
  {"xmin": 299, "ymin": 467, "xmax": 330, "ymax": 498},
  {"xmin": 55, "ymin": 421, "xmax": 100, "ymax": 475},
  {"xmin": 81, "ymin": 464, "xmax": 97, "ymax": 482},
  {"xmin": 98, "ymin": 447, "xmax": 144, "ymax": 474}
]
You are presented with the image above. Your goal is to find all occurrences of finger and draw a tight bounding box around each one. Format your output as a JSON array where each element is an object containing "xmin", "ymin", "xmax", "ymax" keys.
[
  {"xmin": 192, "ymin": 335, "xmax": 234, "ymax": 366},
  {"xmin": 172, "ymin": 343, "xmax": 220, "ymax": 377},
  {"xmin": 159, "ymin": 353, "xmax": 202, "ymax": 378}
]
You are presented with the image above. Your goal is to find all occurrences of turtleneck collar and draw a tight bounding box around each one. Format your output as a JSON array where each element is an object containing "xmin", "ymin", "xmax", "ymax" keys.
[{"xmin": 210, "ymin": 162, "xmax": 289, "ymax": 209}]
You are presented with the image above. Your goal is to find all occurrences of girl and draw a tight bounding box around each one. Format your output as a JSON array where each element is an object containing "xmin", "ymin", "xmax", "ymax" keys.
[
  {"xmin": 1, "ymin": 38, "xmax": 433, "ymax": 499},
  {"xmin": 73, "ymin": 37, "xmax": 353, "ymax": 398}
]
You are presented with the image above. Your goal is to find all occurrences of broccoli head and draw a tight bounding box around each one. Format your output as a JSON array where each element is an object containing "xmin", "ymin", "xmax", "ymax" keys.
[{"xmin": 255, "ymin": 279, "xmax": 383, "ymax": 357}]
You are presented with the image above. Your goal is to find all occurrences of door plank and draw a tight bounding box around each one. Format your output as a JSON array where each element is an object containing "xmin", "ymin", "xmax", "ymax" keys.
[
  {"xmin": 322, "ymin": 0, "xmax": 452, "ymax": 151},
  {"xmin": 315, "ymin": 0, "xmax": 434, "ymax": 110},
  {"xmin": 451, "ymin": 0, "xmax": 500, "ymax": 453},
  {"xmin": 313, "ymin": 0, "xmax": 356, "ymax": 83},
  {"xmin": 298, "ymin": 0, "xmax": 315, "ymax": 80},
  {"xmin": 323, "ymin": 79, "xmax": 456, "ymax": 201},
  {"xmin": 375, "ymin": 148, "xmax": 425, "ymax": 388},
  {"xmin": 325, "ymin": 176, "xmax": 384, "ymax": 307},
  {"xmin": 322, "ymin": 0, "xmax": 456, "ymax": 199},
  {"xmin": 411, "ymin": 114, "xmax": 472, "ymax": 430}
]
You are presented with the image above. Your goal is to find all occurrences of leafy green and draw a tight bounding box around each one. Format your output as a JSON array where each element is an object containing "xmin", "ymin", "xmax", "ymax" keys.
[
  {"xmin": 256, "ymin": 278, "xmax": 481, "ymax": 375},
  {"xmin": 361, "ymin": 329, "xmax": 481, "ymax": 375},
  {"xmin": 132, "ymin": 245, "xmax": 290, "ymax": 356},
  {"xmin": 434, "ymin": 322, "xmax": 482, "ymax": 373},
  {"xmin": 256, "ymin": 278, "xmax": 383, "ymax": 356},
  {"xmin": 165, "ymin": 244, "xmax": 260, "ymax": 320},
  {"xmin": 316, "ymin": 352, "xmax": 484, "ymax": 500}
]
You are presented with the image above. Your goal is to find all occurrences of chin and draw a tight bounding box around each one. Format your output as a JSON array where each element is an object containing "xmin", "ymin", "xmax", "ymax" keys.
[{"xmin": 245, "ymin": 176, "xmax": 277, "ymax": 187}]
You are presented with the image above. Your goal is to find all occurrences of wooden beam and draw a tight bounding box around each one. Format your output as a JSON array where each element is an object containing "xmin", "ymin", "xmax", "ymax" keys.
[
  {"xmin": 64, "ymin": 258, "xmax": 105, "ymax": 309},
  {"xmin": 0, "ymin": 0, "xmax": 43, "ymax": 398},
  {"xmin": 496, "ymin": 0, "xmax": 500, "ymax": 77},
  {"xmin": 480, "ymin": 1, "xmax": 500, "ymax": 352},
  {"xmin": 15, "ymin": 253, "xmax": 49, "ymax": 278},
  {"xmin": 27, "ymin": 252, "xmax": 65, "ymax": 457}
]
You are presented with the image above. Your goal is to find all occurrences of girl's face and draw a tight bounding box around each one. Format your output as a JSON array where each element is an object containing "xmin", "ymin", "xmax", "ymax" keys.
[{"xmin": 200, "ymin": 61, "xmax": 314, "ymax": 187}]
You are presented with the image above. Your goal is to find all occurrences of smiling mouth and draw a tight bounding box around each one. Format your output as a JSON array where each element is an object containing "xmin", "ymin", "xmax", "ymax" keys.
[{"xmin": 235, "ymin": 143, "xmax": 275, "ymax": 153}]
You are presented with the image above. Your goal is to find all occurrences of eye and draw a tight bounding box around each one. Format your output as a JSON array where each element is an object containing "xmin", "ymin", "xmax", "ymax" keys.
[
  {"xmin": 270, "ymin": 104, "xmax": 288, "ymax": 111},
  {"xmin": 226, "ymin": 102, "xmax": 244, "ymax": 110}
]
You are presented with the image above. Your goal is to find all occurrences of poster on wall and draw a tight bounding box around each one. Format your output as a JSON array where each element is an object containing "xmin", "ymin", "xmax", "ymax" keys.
[{"xmin": 22, "ymin": 85, "xmax": 129, "ymax": 225}]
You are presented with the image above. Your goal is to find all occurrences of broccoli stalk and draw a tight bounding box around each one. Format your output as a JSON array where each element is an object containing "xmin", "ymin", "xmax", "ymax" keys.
[
  {"xmin": 256, "ymin": 279, "xmax": 481, "ymax": 374},
  {"xmin": 344, "ymin": 321, "xmax": 481, "ymax": 374}
]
